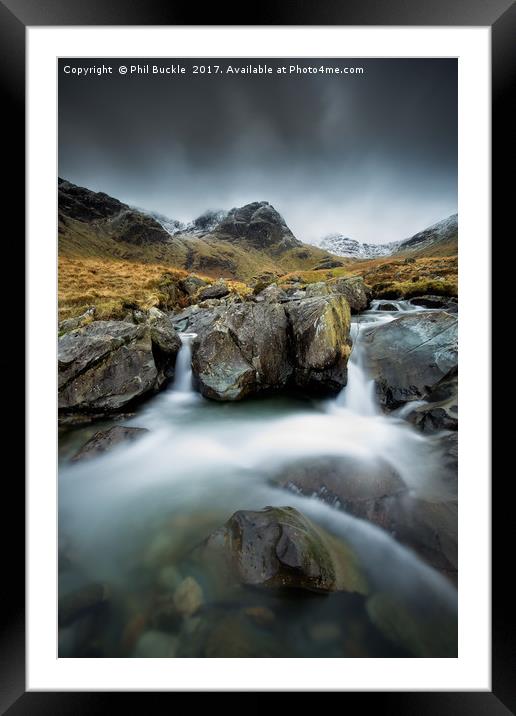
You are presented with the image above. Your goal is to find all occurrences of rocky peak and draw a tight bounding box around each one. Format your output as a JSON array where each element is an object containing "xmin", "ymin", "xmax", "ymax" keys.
[
  {"xmin": 215, "ymin": 201, "xmax": 301, "ymax": 250},
  {"xmin": 58, "ymin": 178, "xmax": 128, "ymax": 222}
]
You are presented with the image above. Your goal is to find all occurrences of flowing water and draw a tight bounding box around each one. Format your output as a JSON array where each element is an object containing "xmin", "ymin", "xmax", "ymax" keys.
[{"xmin": 58, "ymin": 301, "xmax": 458, "ymax": 658}]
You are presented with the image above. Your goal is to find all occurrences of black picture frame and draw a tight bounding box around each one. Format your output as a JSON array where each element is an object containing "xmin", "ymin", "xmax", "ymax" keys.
[{"xmin": 1, "ymin": 0, "xmax": 507, "ymax": 711}]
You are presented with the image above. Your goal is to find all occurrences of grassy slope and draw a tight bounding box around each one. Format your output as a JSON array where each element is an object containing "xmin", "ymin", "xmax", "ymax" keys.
[{"xmin": 59, "ymin": 214, "xmax": 458, "ymax": 320}]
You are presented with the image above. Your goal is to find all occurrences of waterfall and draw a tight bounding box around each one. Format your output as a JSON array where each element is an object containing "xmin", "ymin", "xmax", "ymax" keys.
[
  {"xmin": 336, "ymin": 322, "xmax": 378, "ymax": 416},
  {"xmin": 171, "ymin": 332, "xmax": 196, "ymax": 394}
]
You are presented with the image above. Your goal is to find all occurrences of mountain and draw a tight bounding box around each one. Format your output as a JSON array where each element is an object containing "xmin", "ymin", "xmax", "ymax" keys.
[
  {"xmin": 320, "ymin": 234, "xmax": 401, "ymax": 259},
  {"xmin": 58, "ymin": 180, "xmax": 338, "ymax": 280},
  {"xmin": 318, "ymin": 213, "xmax": 458, "ymax": 260},
  {"xmin": 393, "ymin": 214, "xmax": 458, "ymax": 258}
]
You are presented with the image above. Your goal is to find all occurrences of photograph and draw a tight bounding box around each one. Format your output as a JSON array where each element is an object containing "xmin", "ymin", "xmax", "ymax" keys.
[{"xmin": 56, "ymin": 57, "xmax": 459, "ymax": 659}]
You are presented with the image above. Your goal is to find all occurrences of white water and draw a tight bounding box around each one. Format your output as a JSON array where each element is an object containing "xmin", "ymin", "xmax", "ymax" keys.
[
  {"xmin": 171, "ymin": 332, "xmax": 196, "ymax": 393},
  {"xmin": 58, "ymin": 300, "xmax": 457, "ymax": 657}
]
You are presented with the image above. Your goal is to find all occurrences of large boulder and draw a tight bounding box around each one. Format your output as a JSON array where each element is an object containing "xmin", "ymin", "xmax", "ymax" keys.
[
  {"xmin": 191, "ymin": 302, "xmax": 291, "ymax": 400},
  {"xmin": 190, "ymin": 295, "xmax": 352, "ymax": 400},
  {"xmin": 58, "ymin": 317, "xmax": 181, "ymax": 418},
  {"xmin": 285, "ymin": 294, "xmax": 351, "ymax": 395},
  {"xmin": 202, "ymin": 506, "xmax": 368, "ymax": 594},
  {"xmin": 328, "ymin": 276, "xmax": 372, "ymax": 313},
  {"xmin": 362, "ymin": 312, "xmax": 458, "ymax": 409}
]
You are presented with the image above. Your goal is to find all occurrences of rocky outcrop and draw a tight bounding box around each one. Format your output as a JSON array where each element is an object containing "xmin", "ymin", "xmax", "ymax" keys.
[
  {"xmin": 327, "ymin": 276, "xmax": 372, "ymax": 313},
  {"xmin": 362, "ymin": 312, "xmax": 458, "ymax": 409},
  {"xmin": 202, "ymin": 506, "xmax": 368, "ymax": 594},
  {"xmin": 72, "ymin": 426, "xmax": 149, "ymax": 461},
  {"xmin": 58, "ymin": 314, "xmax": 181, "ymax": 418},
  {"xmin": 190, "ymin": 294, "xmax": 351, "ymax": 400}
]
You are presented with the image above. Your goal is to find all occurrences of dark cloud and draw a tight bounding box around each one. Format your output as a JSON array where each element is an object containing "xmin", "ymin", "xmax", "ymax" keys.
[{"xmin": 58, "ymin": 58, "xmax": 457, "ymax": 244}]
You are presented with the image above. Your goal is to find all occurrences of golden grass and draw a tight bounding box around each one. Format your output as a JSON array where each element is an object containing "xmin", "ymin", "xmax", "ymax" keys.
[
  {"xmin": 58, "ymin": 256, "xmax": 254, "ymax": 321},
  {"xmin": 59, "ymin": 256, "xmax": 193, "ymax": 321}
]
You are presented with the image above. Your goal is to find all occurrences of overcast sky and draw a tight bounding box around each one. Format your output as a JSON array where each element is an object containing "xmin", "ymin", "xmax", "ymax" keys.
[{"xmin": 58, "ymin": 58, "xmax": 457, "ymax": 245}]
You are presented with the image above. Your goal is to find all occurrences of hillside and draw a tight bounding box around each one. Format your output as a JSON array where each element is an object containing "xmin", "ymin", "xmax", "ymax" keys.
[{"xmin": 58, "ymin": 179, "xmax": 339, "ymax": 281}]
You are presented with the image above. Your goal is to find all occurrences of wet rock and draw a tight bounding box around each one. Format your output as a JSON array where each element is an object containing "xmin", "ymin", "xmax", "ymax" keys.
[
  {"xmin": 273, "ymin": 457, "xmax": 456, "ymax": 579},
  {"xmin": 192, "ymin": 302, "xmax": 291, "ymax": 400},
  {"xmin": 59, "ymin": 582, "xmax": 110, "ymax": 627},
  {"xmin": 409, "ymin": 295, "xmax": 457, "ymax": 310},
  {"xmin": 286, "ymin": 295, "xmax": 351, "ymax": 395},
  {"xmin": 203, "ymin": 506, "xmax": 368, "ymax": 595},
  {"xmin": 408, "ymin": 370, "xmax": 458, "ymax": 432},
  {"xmin": 274, "ymin": 455, "xmax": 406, "ymax": 512},
  {"xmin": 58, "ymin": 318, "xmax": 181, "ymax": 418},
  {"xmin": 376, "ymin": 302, "xmax": 399, "ymax": 312},
  {"xmin": 327, "ymin": 276, "xmax": 372, "ymax": 313},
  {"xmin": 72, "ymin": 425, "xmax": 149, "ymax": 461},
  {"xmin": 173, "ymin": 576, "xmax": 204, "ymax": 617},
  {"xmin": 198, "ymin": 280, "xmax": 230, "ymax": 300},
  {"xmin": 362, "ymin": 312, "xmax": 458, "ymax": 409}
]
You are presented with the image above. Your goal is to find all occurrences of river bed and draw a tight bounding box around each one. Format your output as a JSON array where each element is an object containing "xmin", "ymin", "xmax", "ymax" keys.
[{"xmin": 58, "ymin": 301, "xmax": 458, "ymax": 658}]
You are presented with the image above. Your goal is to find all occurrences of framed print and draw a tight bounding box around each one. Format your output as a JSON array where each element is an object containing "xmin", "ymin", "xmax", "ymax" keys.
[{"xmin": 1, "ymin": 0, "xmax": 508, "ymax": 710}]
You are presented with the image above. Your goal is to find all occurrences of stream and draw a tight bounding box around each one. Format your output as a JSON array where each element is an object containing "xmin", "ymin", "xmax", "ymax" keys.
[{"xmin": 58, "ymin": 301, "xmax": 458, "ymax": 658}]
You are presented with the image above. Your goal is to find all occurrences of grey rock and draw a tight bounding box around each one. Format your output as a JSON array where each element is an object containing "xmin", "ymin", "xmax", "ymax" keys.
[
  {"xmin": 203, "ymin": 506, "xmax": 368, "ymax": 594},
  {"xmin": 362, "ymin": 312, "xmax": 458, "ymax": 409},
  {"xmin": 327, "ymin": 275, "xmax": 372, "ymax": 313}
]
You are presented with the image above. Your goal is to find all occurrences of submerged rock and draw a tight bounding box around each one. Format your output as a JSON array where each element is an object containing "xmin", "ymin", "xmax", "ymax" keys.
[
  {"xmin": 274, "ymin": 455, "xmax": 406, "ymax": 511},
  {"xmin": 362, "ymin": 311, "xmax": 458, "ymax": 409},
  {"xmin": 173, "ymin": 576, "xmax": 204, "ymax": 617},
  {"xmin": 58, "ymin": 316, "xmax": 181, "ymax": 418},
  {"xmin": 72, "ymin": 426, "xmax": 149, "ymax": 461},
  {"xmin": 203, "ymin": 506, "xmax": 368, "ymax": 595}
]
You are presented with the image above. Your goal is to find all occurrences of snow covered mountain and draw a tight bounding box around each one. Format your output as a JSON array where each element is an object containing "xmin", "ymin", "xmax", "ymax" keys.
[
  {"xmin": 318, "ymin": 213, "xmax": 458, "ymax": 259},
  {"xmin": 319, "ymin": 234, "xmax": 401, "ymax": 259}
]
